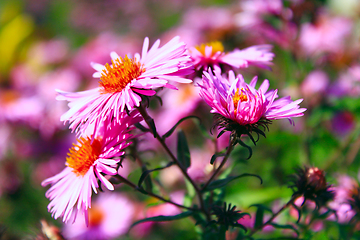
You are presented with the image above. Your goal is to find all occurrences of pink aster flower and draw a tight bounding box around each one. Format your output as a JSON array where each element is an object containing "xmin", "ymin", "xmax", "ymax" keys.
[
  {"xmin": 63, "ymin": 193, "xmax": 135, "ymax": 240},
  {"xmin": 327, "ymin": 175, "xmax": 357, "ymax": 223},
  {"xmin": 189, "ymin": 42, "xmax": 274, "ymax": 73},
  {"xmin": 199, "ymin": 70, "xmax": 306, "ymax": 140},
  {"xmin": 41, "ymin": 111, "xmax": 141, "ymax": 225},
  {"xmin": 57, "ymin": 36, "xmax": 193, "ymax": 134}
]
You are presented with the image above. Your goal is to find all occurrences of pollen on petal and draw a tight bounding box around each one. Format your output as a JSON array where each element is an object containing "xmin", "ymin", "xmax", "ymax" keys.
[
  {"xmin": 232, "ymin": 88, "xmax": 248, "ymax": 112},
  {"xmin": 66, "ymin": 137, "xmax": 102, "ymax": 176},
  {"xmin": 99, "ymin": 56, "xmax": 145, "ymax": 94}
]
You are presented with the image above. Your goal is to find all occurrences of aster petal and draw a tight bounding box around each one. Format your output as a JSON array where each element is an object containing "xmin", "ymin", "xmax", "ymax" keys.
[
  {"xmin": 95, "ymin": 168, "xmax": 114, "ymax": 191},
  {"xmin": 90, "ymin": 62, "xmax": 105, "ymax": 72},
  {"xmin": 110, "ymin": 51, "xmax": 120, "ymax": 61}
]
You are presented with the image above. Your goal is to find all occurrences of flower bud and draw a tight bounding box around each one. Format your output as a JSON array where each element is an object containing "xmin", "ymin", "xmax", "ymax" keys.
[{"xmin": 289, "ymin": 166, "xmax": 335, "ymax": 209}]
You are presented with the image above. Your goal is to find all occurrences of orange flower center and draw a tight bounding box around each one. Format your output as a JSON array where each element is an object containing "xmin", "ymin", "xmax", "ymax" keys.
[
  {"xmin": 0, "ymin": 90, "xmax": 20, "ymax": 104},
  {"xmin": 66, "ymin": 137, "xmax": 102, "ymax": 176},
  {"xmin": 195, "ymin": 41, "xmax": 224, "ymax": 56},
  {"xmin": 99, "ymin": 56, "xmax": 145, "ymax": 94},
  {"xmin": 88, "ymin": 206, "xmax": 105, "ymax": 227},
  {"xmin": 232, "ymin": 88, "xmax": 248, "ymax": 112}
]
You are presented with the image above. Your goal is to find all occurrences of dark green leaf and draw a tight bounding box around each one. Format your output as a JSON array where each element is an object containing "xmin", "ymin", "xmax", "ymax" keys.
[
  {"xmin": 202, "ymin": 174, "xmax": 263, "ymax": 192},
  {"xmin": 210, "ymin": 153, "xmax": 226, "ymax": 165},
  {"xmin": 254, "ymin": 207, "xmax": 264, "ymax": 229},
  {"xmin": 137, "ymin": 162, "xmax": 174, "ymax": 189},
  {"xmin": 249, "ymin": 204, "xmax": 272, "ymax": 230},
  {"xmin": 130, "ymin": 211, "xmax": 194, "ymax": 229},
  {"xmin": 177, "ymin": 130, "xmax": 191, "ymax": 170},
  {"xmin": 237, "ymin": 140, "xmax": 253, "ymax": 160},
  {"xmin": 141, "ymin": 165, "xmax": 153, "ymax": 192},
  {"xmin": 162, "ymin": 116, "xmax": 200, "ymax": 140},
  {"xmin": 249, "ymin": 204, "xmax": 273, "ymax": 213},
  {"xmin": 148, "ymin": 117, "xmax": 157, "ymax": 138},
  {"xmin": 269, "ymin": 223, "xmax": 299, "ymax": 236}
]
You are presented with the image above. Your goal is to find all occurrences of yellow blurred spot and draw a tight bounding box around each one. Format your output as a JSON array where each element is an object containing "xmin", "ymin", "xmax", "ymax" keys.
[
  {"xmin": 0, "ymin": 14, "xmax": 34, "ymax": 74},
  {"xmin": 195, "ymin": 41, "xmax": 224, "ymax": 56}
]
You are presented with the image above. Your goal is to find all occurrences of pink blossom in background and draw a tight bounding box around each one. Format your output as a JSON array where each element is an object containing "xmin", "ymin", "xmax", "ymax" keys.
[
  {"xmin": 63, "ymin": 193, "xmax": 135, "ymax": 240},
  {"xmin": 72, "ymin": 33, "xmax": 141, "ymax": 77},
  {"xmin": 301, "ymin": 70, "xmax": 329, "ymax": 106},
  {"xmin": 240, "ymin": 0, "xmax": 283, "ymax": 16},
  {"xmin": 199, "ymin": 70, "xmax": 306, "ymax": 127},
  {"xmin": 182, "ymin": 7, "xmax": 234, "ymax": 32},
  {"xmin": 234, "ymin": 0, "xmax": 297, "ymax": 49},
  {"xmin": 289, "ymin": 197, "xmax": 325, "ymax": 232},
  {"xmin": 131, "ymin": 191, "xmax": 184, "ymax": 238},
  {"xmin": 0, "ymin": 91, "xmax": 43, "ymax": 128},
  {"xmin": 10, "ymin": 39, "xmax": 70, "ymax": 90},
  {"xmin": 146, "ymin": 191, "xmax": 184, "ymax": 218},
  {"xmin": 301, "ymin": 70, "xmax": 329, "ymax": 98},
  {"xmin": 187, "ymin": 147, "xmax": 223, "ymax": 183},
  {"xmin": 235, "ymin": 0, "xmax": 283, "ymax": 29},
  {"xmin": 328, "ymin": 175, "xmax": 357, "ymax": 223},
  {"xmin": 5, "ymin": 67, "xmax": 81, "ymax": 138},
  {"xmin": 41, "ymin": 112, "xmax": 141, "ymax": 225},
  {"xmin": 152, "ymin": 83, "xmax": 201, "ymax": 135},
  {"xmin": 160, "ymin": 143, "xmax": 230, "ymax": 186},
  {"xmin": 329, "ymin": 65, "xmax": 360, "ymax": 97},
  {"xmin": 28, "ymin": 39, "xmax": 69, "ymax": 65},
  {"xmin": 58, "ymin": 36, "xmax": 193, "ymax": 135},
  {"xmin": 36, "ymin": 68, "xmax": 81, "ymax": 137},
  {"xmin": 189, "ymin": 42, "xmax": 274, "ymax": 73},
  {"xmin": 299, "ymin": 14, "xmax": 352, "ymax": 56}
]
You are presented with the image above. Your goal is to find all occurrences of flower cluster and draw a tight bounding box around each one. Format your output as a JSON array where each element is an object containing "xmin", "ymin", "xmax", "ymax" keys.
[
  {"xmin": 41, "ymin": 32, "xmax": 306, "ymax": 237},
  {"xmin": 42, "ymin": 36, "xmax": 194, "ymax": 225}
]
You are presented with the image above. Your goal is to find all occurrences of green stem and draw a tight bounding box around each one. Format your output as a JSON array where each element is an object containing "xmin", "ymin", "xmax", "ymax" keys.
[
  {"xmin": 247, "ymin": 195, "xmax": 299, "ymax": 237},
  {"xmin": 137, "ymin": 105, "xmax": 211, "ymax": 221},
  {"xmin": 114, "ymin": 175, "xmax": 196, "ymax": 211},
  {"xmin": 201, "ymin": 137, "xmax": 236, "ymax": 191}
]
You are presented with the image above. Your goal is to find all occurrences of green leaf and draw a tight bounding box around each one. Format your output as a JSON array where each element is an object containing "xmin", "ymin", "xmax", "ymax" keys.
[
  {"xmin": 162, "ymin": 116, "xmax": 200, "ymax": 140},
  {"xmin": 269, "ymin": 223, "xmax": 299, "ymax": 236},
  {"xmin": 141, "ymin": 165, "xmax": 153, "ymax": 192},
  {"xmin": 137, "ymin": 162, "xmax": 174, "ymax": 189},
  {"xmin": 250, "ymin": 204, "xmax": 273, "ymax": 229},
  {"xmin": 254, "ymin": 206, "xmax": 264, "ymax": 229},
  {"xmin": 177, "ymin": 130, "xmax": 191, "ymax": 170},
  {"xmin": 202, "ymin": 174, "xmax": 263, "ymax": 192},
  {"xmin": 130, "ymin": 211, "xmax": 194, "ymax": 229},
  {"xmin": 210, "ymin": 153, "xmax": 226, "ymax": 165},
  {"xmin": 148, "ymin": 117, "xmax": 157, "ymax": 138}
]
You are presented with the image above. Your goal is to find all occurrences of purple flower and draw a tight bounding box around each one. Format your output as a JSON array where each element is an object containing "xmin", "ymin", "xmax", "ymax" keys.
[
  {"xmin": 57, "ymin": 36, "xmax": 193, "ymax": 135},
  {"xmin": 199, "ymin": 70, "xmax": 306, "ymax": 140},
  {"xmin": 41, "ymin": 111, "xmax": 141, "ymax": 225}
]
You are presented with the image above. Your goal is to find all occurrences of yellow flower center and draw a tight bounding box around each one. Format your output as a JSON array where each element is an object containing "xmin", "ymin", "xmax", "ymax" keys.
[
  {"xmin": 99, "ymin": 56, "xmax": 145, "ymax": 94},
  {"xmin": 195, "ymin": 41, "xmax": 224, "ymax": 56},
  {"xmin": 233, "ymin": 88, "xmax": 248, "ymax": 112},
  {"xmin": 88, "ymin": 206, "xmax": 105, "ymax": 227},
  {"xmin": 66, "ymin": 137, "xmax": 102, "ymax": 176}
]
